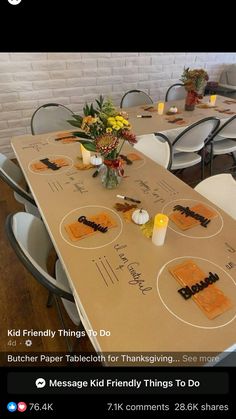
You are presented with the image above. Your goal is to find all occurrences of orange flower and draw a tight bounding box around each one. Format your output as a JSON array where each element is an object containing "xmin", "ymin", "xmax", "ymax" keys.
[{"xmin": 95, "ymin": 133, "xmax": 119, "ymax": 156}]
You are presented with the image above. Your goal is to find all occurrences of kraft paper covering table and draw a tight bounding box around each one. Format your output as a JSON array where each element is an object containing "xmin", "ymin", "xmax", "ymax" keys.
[
  {"xmin": 124, "ymin": 96, "xmax": 236, "ymax": 137},
  {"xmin": 11, "ymin": 132, "xmax": 236, "ymax": 365}
]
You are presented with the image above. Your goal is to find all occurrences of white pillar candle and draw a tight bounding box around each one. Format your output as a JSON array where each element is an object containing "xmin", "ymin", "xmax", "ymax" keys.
[
  {"xmin": 152, "ymin": 213, "xmax": 169, "ymax": 246},
  {"xmin": 81, "ymin": 144, "xmax": 91, "ymax": 165},
  {"xmin": 157, "ymin": 102, "xmax": 164, "ymax": 115}
]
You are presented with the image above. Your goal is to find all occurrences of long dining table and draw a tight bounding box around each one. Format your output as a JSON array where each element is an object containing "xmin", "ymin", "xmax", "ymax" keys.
[
  {"xmin": 123, "ymin": 95, "xmax": 236, "ymax": 138},
  {"xmin": 11, "ymin": 129, "xmax": 236, "ymax": 366}
]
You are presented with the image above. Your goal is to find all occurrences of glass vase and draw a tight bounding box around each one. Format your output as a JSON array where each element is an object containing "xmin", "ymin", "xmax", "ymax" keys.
[
  {"xmin": 185, "ymin": 90, "xmax": 196, "ymax": 111},
  {"xmin": 100, "ymin": 162, "xmax": 122, "ymax": 189}
]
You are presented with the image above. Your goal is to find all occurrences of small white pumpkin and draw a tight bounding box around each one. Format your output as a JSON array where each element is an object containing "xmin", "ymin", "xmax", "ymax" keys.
[
  {"xmin": 169, "ymin": 106, "xmax": 178, "ymax": 113},
  {"xmin": 90, "ymin": 154, "xmax": 103, "ymax": 166},
  {"xmin": 132, "ymin": 209, "xmax": 150, "ymax": 225}
]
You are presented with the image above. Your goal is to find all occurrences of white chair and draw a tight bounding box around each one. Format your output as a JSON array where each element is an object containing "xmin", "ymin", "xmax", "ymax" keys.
[
  {"xmin": 157, "ymin": 117, "xmax": 220, "ymax": 179},
  {"xmin": 219, "ymin": 64, "xmax": 236, "ymax": 91},
  {"xmin": 207, "ymin": 115, "xmax": 236, "ymax": 175},
  {"xmin": 165, "ymin": 83, "xmax": 186, "ymax": 102},
  {"xmin": 0, "ymin": 153, "xmax": 39, "ymax": 217},
  {"xmin": 31, "ymin": 103, "xmax": 74, "ymax": 135},
  {"xmin": 55, "ymin": 259, "xmax": 81, "ymax": 326},
  {"xmin": 5, "ymin": 212, "xmax": 80, "ymax": 328},
  {"xmin": 120, "ymin": 90, "xmax": 153, "ymax": 108},
  {"xmin": 134, "ymin": 133, "xmax": 172, "ymax": 169},
  {"xmin": 194, "ymin": 174, "xmax": 236, "ymax": 220}
]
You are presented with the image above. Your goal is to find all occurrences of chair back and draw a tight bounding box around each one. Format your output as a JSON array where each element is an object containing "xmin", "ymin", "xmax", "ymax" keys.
[
  {"xmin": 5, "ymin": 212, "xmax": 74, "ymax": 300},
  {"xmin": 134, "ymin": 133, "xmax": 172, "ymax": 169},
  {"xmin": 0, "ymin": 153, "xmax": 35, "ymax": 205},
  {"xmin": 31, "ymin": 103, "xmax": 74, "ymax": 135},
  {"xmin": 120, "ymin": 90, "xmax": 153, "ymax": 108},
  {"xmin": 194, "ymin": 174, "xmax": 236, "ymax": 220},
  {"xmin": 219, "ymin": 64, "xmax": 236, "ymax": 90},
  {"xmin": 0, "ymin": 153, "xmax": 23, "ymax": 184},
  {"xmin": 173, "ymin": 117, "xmax": 220, "ymax": 152},
  {"xmin": 213, "ymin": 115, "xmax": 236, "ymax": 140},
  {"xmin": 165, "ymin": 83, "xmax": 186, "ymax": 102}
]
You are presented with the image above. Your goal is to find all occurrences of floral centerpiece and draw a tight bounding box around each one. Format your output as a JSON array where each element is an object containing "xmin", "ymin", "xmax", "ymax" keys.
[
  {"xmin": 180, "ymin": 67, "xmax": 209, "ymax": 110},
  {"xmin": 68, "ymin": 96, "xmax": 137, "ymax": 188}
]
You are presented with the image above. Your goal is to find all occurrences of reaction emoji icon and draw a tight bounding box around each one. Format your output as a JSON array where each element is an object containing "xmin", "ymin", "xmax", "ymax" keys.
[
  {"xmin": 7, "ymin": 402, "xmax": 17, "ymax": 412},
  {"xmin": 18, "ymin": 402, "xmax": 27, "ymax": 412}
]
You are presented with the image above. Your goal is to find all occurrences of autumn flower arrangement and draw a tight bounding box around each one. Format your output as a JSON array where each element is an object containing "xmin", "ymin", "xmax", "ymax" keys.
[
  {"xmin": 68, "ymin": 96, "xmax": 137, "ymax": 188},
  {"xmin": 180, "ymin": 67, "xmax": 209, "ymax": 110}
]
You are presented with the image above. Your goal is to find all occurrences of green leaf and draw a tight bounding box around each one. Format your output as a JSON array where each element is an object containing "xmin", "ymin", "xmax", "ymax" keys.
[
  {"xmin": 67, "ymin": 120, "xmax": 83, "ymax": 128},
  {"xmin": 71, "ymin": 114, "xmax": 83, "ymax": 122},
  {"xmin": 90, "ymin": 104, "xmax": 97, "ymax": 116},
  {"xmin": 95, "ymin": 95, "xmax": 104, "ymax": 110},
  {"xmin": 83, "ymin": 103, "xmax": 90, "ymax": 116},
  {"xmin": 72, "ymin": 131, "xmax": 92, "ymax": 139},
  {"xmin": 78, "ymin": 140, "xmax": 97, "ymax": 152}
]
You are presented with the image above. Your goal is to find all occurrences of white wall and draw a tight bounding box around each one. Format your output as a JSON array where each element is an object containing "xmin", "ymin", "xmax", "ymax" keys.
[{"xmin": 1, "ymin": 52, "xmax": 236, "ymax": 157}]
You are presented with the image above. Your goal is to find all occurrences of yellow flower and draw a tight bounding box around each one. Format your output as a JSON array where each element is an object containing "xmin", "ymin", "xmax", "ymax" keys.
[
  {"xmin": 122, "ymin": 119, "xmax": 129, "ymax": 126},
  {"xmin": 106, "ymin": 127, "xmax": 112, "ymax": 133},
  {"xmin": 107, "ymin": 117, "xmax": 116, "ymax": 125},
  {"xmin": 116, "ymin": 121, "xmax": 124, "ymax": 128},
  {"xmin": 115, "ymin": 115, "xmax": 124, "ymax": 121}
]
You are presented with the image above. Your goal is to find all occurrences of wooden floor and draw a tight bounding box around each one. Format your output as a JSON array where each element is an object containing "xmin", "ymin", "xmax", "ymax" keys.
[{"xmin": 0, "ymin": 155, "xmax": 235, "ymax": 360}]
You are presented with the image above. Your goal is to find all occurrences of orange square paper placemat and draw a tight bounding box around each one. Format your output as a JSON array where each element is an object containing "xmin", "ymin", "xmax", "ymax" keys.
[
  {"xmin": 169, "ymin": 260, "xmax": 232, "ymax": 319},
  {"xmin": 126, "ymin": 153, "xmax": 143, "ymax": 161},
  {"xmin": 31, "ymin": 162, "xmax": 48, "ymax": 171},
  {"xmin": 65, "ymin": 212, "xmax": 117, "ymax": 241},
  {"xmin": 170, "ymin": 203, "xmax": 218, "ymax": 231},
  {"xmin": 53, "ymin": 158, "xmax": 69, "ymax": 167}
]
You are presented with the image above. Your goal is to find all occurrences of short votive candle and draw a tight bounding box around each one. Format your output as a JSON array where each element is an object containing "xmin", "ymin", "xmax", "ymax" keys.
[
  {"xmin": 210, "ymin": 95, "xmax": 217, "ymax": 106},
  {"xmin": 157, "ymin": 102, "xmax": 164, "ymax": 115},
  {"xmin": 152, "ymin": 213, "xmax": 169, "ymax": 246},
  {"xmin": 81, "ymin": 144, "xmax": 91, "ymax": 165}
]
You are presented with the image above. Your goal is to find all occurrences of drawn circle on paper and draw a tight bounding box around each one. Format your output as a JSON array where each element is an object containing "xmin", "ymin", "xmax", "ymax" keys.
[
  {"xmin": 124, "ymin": 153, "xmax": 146, "ymax": 170},
  {"xmin": 60, "ymin": 205, "xmax": 123, "ymax": 250},
  {"xmin": 28, "ymin": 155, "xmax": 73, "ymax": 175},
  {"xmin": 162, "ymin": 198, "xmax": 223, "ymax": 239},
  {"xmin": 156, "ymin": 256, "xmax": 236, "ymax": 329}
]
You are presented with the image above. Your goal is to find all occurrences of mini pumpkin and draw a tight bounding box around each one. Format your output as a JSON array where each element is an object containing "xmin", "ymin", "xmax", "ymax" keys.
[
  {"xmin": 90, "ymin": 154, "xmax": 103, "ymax": 166},
  {"xmin": 132, "ymin": 209, "xmax": 150, "ymax": 225},
  {"xmin": 169, "ymin": 106, "xmax": 178, "ymax": 113}
]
